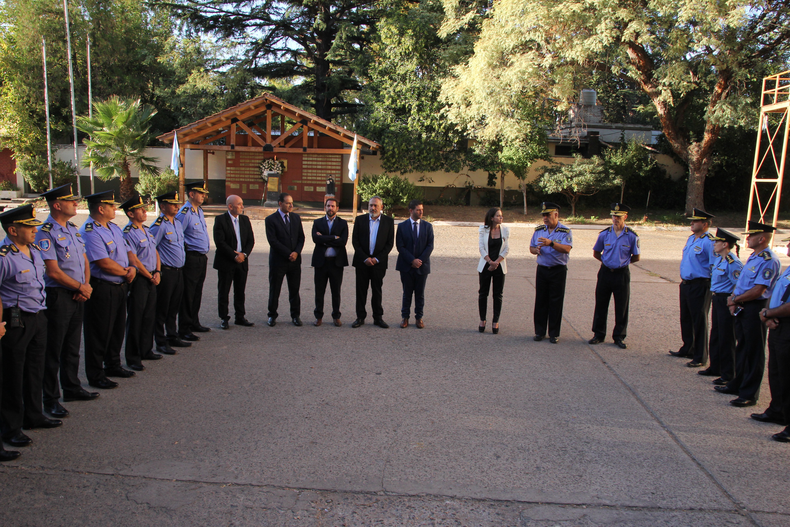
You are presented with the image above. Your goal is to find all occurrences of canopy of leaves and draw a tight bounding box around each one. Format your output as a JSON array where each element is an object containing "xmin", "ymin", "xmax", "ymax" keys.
[{"xmin": 536, "ymin": 155, "xmax": 620, "ymax": 216}]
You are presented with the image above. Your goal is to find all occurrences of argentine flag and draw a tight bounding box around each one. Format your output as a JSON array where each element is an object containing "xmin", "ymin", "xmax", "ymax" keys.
[
  {"xmin": 348, "ymin": 135, "xmax": 358, "ymax": 181},
  {"xmin": 170, "ymin": 132, "xmax": 180, "ymax": 175}
]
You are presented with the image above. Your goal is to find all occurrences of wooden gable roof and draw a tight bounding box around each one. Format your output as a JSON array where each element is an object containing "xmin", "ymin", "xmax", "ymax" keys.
[{"xmin": 156, "ymin": 92, "xmax": 379, "ymax": 155}]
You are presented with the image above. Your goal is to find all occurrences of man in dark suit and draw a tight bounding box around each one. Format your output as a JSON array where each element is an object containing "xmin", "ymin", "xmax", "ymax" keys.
[
  {"xmin": 214, "ymin": 195, "xmax": 255, "ymax": 329},
  {"xmin": 351, "ymin": 196, "xmax": 395, "ymax": 328},
  {"xmin": 311, "ymin": 198, "xmax": 348, "ymax": 327},
  {"xmin": 264, "ymin": 193, "xmax": 305, "ymax": 326},
  {"xmin": 396, "ymin": 200, "xmax": 434, "ymax": 328}
]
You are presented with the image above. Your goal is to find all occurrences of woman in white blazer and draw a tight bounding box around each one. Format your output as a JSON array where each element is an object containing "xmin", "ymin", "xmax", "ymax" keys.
[{"xmin": 478, "ymin": 208, "xmax": 509, "ymax": 334}]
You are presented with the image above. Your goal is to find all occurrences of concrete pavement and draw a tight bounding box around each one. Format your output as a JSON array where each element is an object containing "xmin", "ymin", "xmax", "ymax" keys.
[{"xmin": 1, "ymin": 216, "xmax": 788, "ymax": 526}]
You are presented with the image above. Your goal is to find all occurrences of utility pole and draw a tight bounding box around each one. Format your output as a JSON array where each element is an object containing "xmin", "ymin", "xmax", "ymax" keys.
[
  {"xmin": 42, "ymin": 38, "xmax": 53, "ymax": 189},
  {"xmin": 63, "ymin": 0, "xmax": 81, "ymax": 195}
]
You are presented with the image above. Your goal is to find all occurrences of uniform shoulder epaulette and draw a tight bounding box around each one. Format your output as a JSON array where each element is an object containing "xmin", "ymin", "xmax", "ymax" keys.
[
  {"xmin": 626, "ymin": 226, "xmax": 639, "ymax": 236},
  {"xmin": 0, "ymin": 245, "xmax": 9, "ymax": 257},
  {"xmin": 725, "ymin": 254, "xmax": 735, "ymax": 264},
  {"xmin": 67, "ymin": 221, "xmax": 77, "ymax": 227},
  {"xmin": 84, "ymin": 222, "xmax": 94, "ymax": 232},
  {"xmin": 179, "ymin": 205, "xmax": 190, "ymax": 214},
  {"xmin": 555, "ymin": 227, "xmax": 570, "ymax": 233},
  {"xmin": 534, "ymin": 225, "xmax": 546, "ymax": 231},
  {"xmin": 758, "ymin": 250, "xmax": 773, "ymax": 260},
  {"xmin": 41, "ymin": 222, "xmax": 53, "ymax": 232},
  {"xmin": 30, "ymin": 243, "xmax": 41, "ymax": 251},
  {"xmin": 123, "ymin": 224, "xmax": 132, "ymax": 233},
  {"xmin": 153, "ymin": 216, "xmax": 164, "ymax": 227},
  {"xmin": 704, "ymin": 232, "xmax": 715, "ymax": 240},
  {"xmin": 599, "ymin": 226, "xmax": 610, "ymax": 234}
]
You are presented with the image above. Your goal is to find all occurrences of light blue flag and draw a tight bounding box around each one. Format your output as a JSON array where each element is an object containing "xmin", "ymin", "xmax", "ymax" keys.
[
  {"xmin": 170, "ymin": 132, "xmax": 180, "ymax": 175},
  {"xmin": 347, "ymin": 134, "xmax": 358, "ymax": 181}
]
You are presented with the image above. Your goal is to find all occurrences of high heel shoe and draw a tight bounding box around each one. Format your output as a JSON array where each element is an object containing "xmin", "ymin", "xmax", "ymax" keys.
[
  {"xmin": 479, "ymin": 322, "xmax": 486, "ymax": 333},
  {"xmin": 492, "ymin": 323, "xmax": 499, "ymax": 335}
]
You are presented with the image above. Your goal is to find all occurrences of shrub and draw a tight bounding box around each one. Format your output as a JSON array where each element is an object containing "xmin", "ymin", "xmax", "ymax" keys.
[
  {"xmin": 357, "ymin": 173, "xmax": 423, "ymax": 213},
  {"xmin": 17, "ymin": 155, "xmax": 78, "ymax": 193},
  {"xmin": 0, "ymin": 180, "xmax": 18, "ymax": 191},
  {"xmin": 136, "ymin": 167, "xmax": 178, "ymax": 202}
]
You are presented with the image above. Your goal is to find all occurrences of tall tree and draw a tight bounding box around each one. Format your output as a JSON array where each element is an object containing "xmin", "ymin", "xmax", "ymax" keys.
[
  {"xmin": 77, "ymin": 97, "xmax": 159, "ymax": 200},
  {"xmin": 164, "ymin": 0, "xmax": 380, "ymax": 121},
  {"xmin": 442, "ymin": 0, "xmax": 790, "ymax": 214}
]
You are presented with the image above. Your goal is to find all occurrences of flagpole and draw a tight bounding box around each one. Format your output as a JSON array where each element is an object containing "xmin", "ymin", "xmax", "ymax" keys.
[
  {"xmin": 87, "ymin": 34, "xmax": 95, "ymax": 194},
  {"xmin": 42, "ymin": 38, "xmax": 53, "ymax": 190},
  {"xmin": 63, "ymin": 0, "xmax": 81, "ymax": 196}
]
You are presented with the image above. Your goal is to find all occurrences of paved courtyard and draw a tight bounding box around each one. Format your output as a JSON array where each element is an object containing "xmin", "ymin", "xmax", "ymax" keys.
[{"xmin": 1, "ymin": 214, "xmax": 788, "ymax": 526}]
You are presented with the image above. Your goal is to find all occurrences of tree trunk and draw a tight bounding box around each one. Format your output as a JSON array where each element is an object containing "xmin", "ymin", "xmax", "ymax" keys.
[
  {"xmin": 500, "ymin": 171, "xmax": 505, "ymax": 208},
  {"xmin": 521, "ymin": 181, "xmax": 528, "ymax": 215},
  {"xmin": 120, "ymin": 161, "xmax": 134, "ymax": 201},
  {"xmin": 685, "ymin": 141, "xmax": 714, "ymax": 215}
]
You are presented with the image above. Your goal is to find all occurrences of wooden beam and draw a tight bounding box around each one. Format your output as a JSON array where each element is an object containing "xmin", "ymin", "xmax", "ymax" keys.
[
  {"xmin": 184, "ymin": 144, "xmax": 352, "ymax": 155},
  {"xmin": 266, "ymin": 109, "xmax": 272, "ymax": 143},
  {"xmin": 230, "ymin": 123, "xmax": 236, "ymax": 146},
  {"xmin": 234, "ymin": 120, "xmax": 266, "ymax": 147},
  {"xmin": 202, "ymin": 149, "xmax": 209, "ymax": 195},
  {"xmin": 303, "ymin": 126, "xmax": 309, "ymax": 148},
  {"xmin": 199, "ymin": 130, "xmax": 230, "ymax": 145},
  {"xmin": 272, "ymin": 121, "xmax": 303, "ymax": 147},
  {"xmin": 285, "ymin": 128, "xmax": 304, "ymax": 148}
]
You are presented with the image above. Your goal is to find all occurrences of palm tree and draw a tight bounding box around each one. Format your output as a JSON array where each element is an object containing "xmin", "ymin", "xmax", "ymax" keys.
[{"xmin": 77, "ymin": 97, "xmax": 159, "ymax": 200}]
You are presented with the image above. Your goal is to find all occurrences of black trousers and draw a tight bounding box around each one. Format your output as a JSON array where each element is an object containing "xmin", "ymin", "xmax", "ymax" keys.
[
  {"xmin": 179, "ymin": 251, "xmax": 207, "ymax": 333},
  {"xmin": 1, "ymin": 310, "xmax": 47, "ymax": 435},
  {"xmin": 534, "ymin": 265, "xmax": 567, "ymax": 338},
  {"xmin": 709, "ymin": 292, "xmax": 738, "ymax": 380},
  {"xmin": 479, "ymin": 267, "xmax": 505, "ymax": 323},
  {"xmin": 218, "ymin": 265, "xmax": 248, "ymax": 322},
  {"xmin": 126, "ymin": 278, "xmax": 156, "ymax": 365},
  {"xmin": 268, "ymin": 262, "xmax": 301, "ymax": 319},
  {"xmin": 356, "ymin": 265, "xmax": 387, "ymax": 321},
  {"xmin": 43, "ymin": 287, "xmax": 84, "ymax": 404},
  {"xmin": 83, "ymin": 279, "xmax": 127, "ymax": 383},
  {"xmin": 766, "ymin": 320, "xmax": 790, "ymax": 423},
  {"xmin": 314, "ymin": 259, "xmax": 343, "ymax": 320},
  {"xmin": 678, "ymin": 278, "xmax": 712, "ymax": 363},
  {"xmin": 400, "ymin": 269, "xmax": 428, "ymax": 319},
  {"xmin": 591, "ymin": 265, "xmax": 630, "ymax": 341},
  {"xmin": 728, "ymin": 300, "xmax": 768, "ymax": 401},
  {"xmin": 156, "ymin": 267, "xmax": 183, "ymax": 345}
]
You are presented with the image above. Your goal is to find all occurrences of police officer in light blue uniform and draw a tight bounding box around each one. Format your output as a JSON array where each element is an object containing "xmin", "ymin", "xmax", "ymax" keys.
[
  {"xmin": 671, "ymin": 208, "xmax": 715, "ymax": 367},
  {"xmin": 81, "ymin": 190, "xmax": 141, "ymax": 390},
  {"xmin": 589, "ymin": 203, "xmax": 640, "ymax": 349},
  {"xmin": 530, "ymin": 202, "xmax": 573, "ymax": 343},
  {"xmin": 715, "ymin": 221, "xmax": 780, "ymax": 407},
  {"xmin": 703, "ymin": 228, "xmax": 743, "ymax": 384},
  {"xmin": 0, "ymin": 204, "xmax": 61, "ymax": 456},
  {"xmin": 176, "ymin": 181, "xmax": 211, "ymax": 340},
  {"xmin": 121, "ymin": 195, "xmax": 162, "ymax": 370},
  {"xmin": 150, "ymin": 191, "xmax": 189, "ymax": 355},
  {"xmin": 36, "ymin": 184, "xmax": 98, "ymax": 419},
  {"xmin": 755, "ymin": 235, "xmax": 790, "ymax": 442}
]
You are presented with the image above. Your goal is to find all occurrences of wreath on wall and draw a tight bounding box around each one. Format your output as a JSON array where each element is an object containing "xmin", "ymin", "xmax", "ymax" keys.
[{"xmin": 259, "ymin": 158, "xmax": 285, "ymax": 177}]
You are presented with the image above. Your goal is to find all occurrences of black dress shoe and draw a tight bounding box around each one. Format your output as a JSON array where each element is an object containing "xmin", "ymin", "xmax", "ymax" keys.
[
  {"xmin": 588, "ymin": 336, "xmax": 603, "ymax": 345},
  {"xmin": 267, "ymin": 317, "xmax": 276, "ymax": 327},
  {"xmin": 351, "ymin": 319, "xmax": 364, "ymax": 328},
  {"xmin": 89, "ymin": 379, "xmax": 119, "ymax": 390},
  {"xmin": 156, "ymin": 344, "xmax": 177, "ymax": 355},
  {"xmin": 179, "ymin": 332, "xmax": 200, "ymax": 342},
  {"xmin": 772, "ymin": 427, "xmax": 790, "ymax": 443},
  {"xmin": 23, "ymin": 418, "xmax": 62, "ymax": 430},
  {"xmin": 373, "ymin": 319, "xmax": 389, "ymax": 328},
  {"xmin": 44, "ymin": 402, "xmax": 69, "ymax": 418},
  {"xmin": 105, "ymin": 366, "xmax": 135, "ymax": 378},
  {"xmin": 168, "ymin": 338, "xmax": 192, "ymax": 348},
  {"xmin": 549, "ymin": 337, "xmax": 559, "ymax": 344},
  {"xmin": 235, "ymin": 318, "xmax": 254, "ymax": 327},
  {"xmin": 3, "ymin": 432, "xmax": 31, "ymax": 447},
  {"xmin": 534, "ymin": 335, "xmax": 544, "ymax": 341},
  {"xmin": 686, "ymin": 361, "xmax": 704, "ymax": 368},
  {"xmin": 127, "ymin": 364, "xmax": 145, "ymax": 372},
  {"xmin": 0, "ymin": 448, "xmax": 20, "ymax": 462},
  {"xmin": 292, "ymin": 317, "xmax": 303, "ymax": 326},
  {"xmin": 714, "ymin": 385, "xmax": 738, "ymax": 395},
  {"xmin": 751, "ymin": 412, "xmax": 786, "ymax": 425},
  {"xmin": 220, "ymin": 319, "xmax": 230, "ymax": 329},
  {"xmin": 614, "ymin": 340, "xmax": 627, "ymax": 349},
  {"xmin": 698, "ymin": 368, "xmax": 718, "ymax": 376},
  {"xmin": 731, "ymin": 397, "xmax": 756, "ymax": 407},
  {"xmin": 62, "ymin": 389, "xmax": 100, "ymax": 402},
  {"xmin": 712, "ymin": 377, "xmax": 729, "ymax": 386},
  {"xmin": 141, "ymin": 352, "xmax": 163, "ymax": 361},
  {"xmin": 669, "ymin": 350, "xmax": 690, "ymax": 358},
  {"xmin": 192, "ymin": 325, "xmax": 211, "ymax": 333}
]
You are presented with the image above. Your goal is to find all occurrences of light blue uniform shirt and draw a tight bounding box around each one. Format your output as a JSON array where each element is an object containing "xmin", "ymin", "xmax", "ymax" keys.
[
  {"xmin": 80, "ymin": 220, "xmax": 130, "ymax": 284},
  {"xmin": 123, "ymin": 222, "xmax": 158, "ymax": 272},
  {"xmin": 149, "ymin": 215, "xmax": 186, "ymax": 268},
  {"xmin": 530, "ymin": 223, "xmax": 573, "ymax": 267},
  {"xmin": 680, "ymin": 232, "xmax": 715, "ymax": 280},
  {"xmin": 768, "ymin": 266, "xmax": 790, "ymax": 309},
  {"xmin": 176, "ymin": 204, "xmax": 210, "ymax": 253},
  {"xmin": 710, "ymin": 252, "xmax": 743, "ymax": 294},
  {"xmin": 593, "ymin": 226, "xmax": 640, "ymax": 269},
  {"xmin": 732, "ymin": 248, "xmax": 780, "ymax": 299},
  {"xmin": 35, "ymin": 215, "xmax": 87, "ymax": 289},
  {"xmin": 0, "ymin": 237, "xmax": 47, "ymax": 312}
]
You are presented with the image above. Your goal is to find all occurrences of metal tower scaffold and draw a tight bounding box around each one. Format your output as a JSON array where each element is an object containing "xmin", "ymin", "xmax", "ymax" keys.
[{"xmin": 746, "ymin": 71, "xmax": 790, "ymax": 232}]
